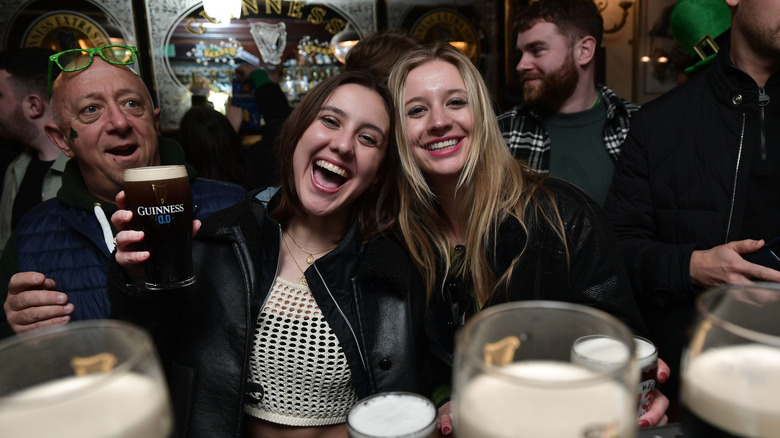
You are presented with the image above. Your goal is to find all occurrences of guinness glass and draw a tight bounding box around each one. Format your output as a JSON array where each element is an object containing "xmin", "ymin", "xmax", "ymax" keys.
[
  {"xmin": 454, "ymin": 301, "xmax": 639, "ymax": 438},
  {"xmin": 681, "ymin": 283, "xmax": 780, "ymax": 437},
  {"xmin": 347, "ymin": 392, "xmax": 437, "ymax": 438},
  {"xmin": 124, "ymin": 165, "xmax": 195, "ymax": 290},
  {"xmin": 572, "ymin": 335, "xmax": 658, "ymax": 417},
  {"xmin": 0, "ymin": 321, "xmax": 173, "ymax": 437}
]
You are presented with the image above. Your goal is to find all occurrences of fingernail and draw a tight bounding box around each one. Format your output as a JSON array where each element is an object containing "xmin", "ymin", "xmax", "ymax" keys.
[
  {"xmin": 442, "ymin": 425, "xmax": 452, "ymax": 435},
  {"xmin": 56, "ymin": 294, "xmax": 66, "ymax": 304},
  {"xmin": 61, "ymin": 316, "xmax": 70, "ymax": 323},
  {"xmin": 63, "ymin": 304, "xmax": 74, "ymax": 313},
  {"xmin": 659, "ymin": 372, "xmax": 669, "ymax": 383},
  {"xmin": 638, "ymin": 420, "xmax": 650, "ymax": 428}
]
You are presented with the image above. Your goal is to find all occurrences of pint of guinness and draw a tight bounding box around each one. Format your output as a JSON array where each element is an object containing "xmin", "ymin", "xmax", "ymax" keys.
[
  {"xmin": 681, "ymin": 283, "xmax": 780, "ymax": 438},
  {"xmin": 347, "ymin": 392, "xmax": 437, "ymax": 438},
  {"xmin": 124, "ymin": 165, "xmax": 195, "ymax": 289},
  {"xmin": 681, "ymin": 344, "xmax": 780, "ymax": 437},
  {"xmin": 571, "ymin": 335, "xmax": 658, "ymax": 417},
  {"xmin": 454, "ymin": 302, "xmax": 638, "ymax": 438},
  {"xmin": 0, "ymin": 321, "xmax": 173, "ymax": 437}
]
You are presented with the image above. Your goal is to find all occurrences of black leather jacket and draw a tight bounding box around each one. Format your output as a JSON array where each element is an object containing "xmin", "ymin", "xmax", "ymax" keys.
[
  {"xmin": 427, "ymin": 178, "xmax": 647, "ymax": 366},
  {"xmin": 109, "ymin": 192, "xmax": 432, "ymax": 437}
]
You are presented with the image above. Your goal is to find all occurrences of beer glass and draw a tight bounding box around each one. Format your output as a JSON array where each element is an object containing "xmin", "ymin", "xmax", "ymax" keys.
[
  {"xmin": 0, "ymin": 320, "xmax": 173, "ymax": 437},
  {"xmin": 124, "ymin": 165, "xmax": 195, "ymax": 289},
  {"xmin": 347, "ymin": 392, "xmax": 437, "ymax": 438},
  {"xmin": 572, "ymin": 335, "xmax": 658, "ymax": 417},
  {"xmin": 681, "ymin": 283, "xmax": 780, "ymax": 437},
  {"xmin": 454, "ymin": 301, "xmax": 639, "ymax": 438}
]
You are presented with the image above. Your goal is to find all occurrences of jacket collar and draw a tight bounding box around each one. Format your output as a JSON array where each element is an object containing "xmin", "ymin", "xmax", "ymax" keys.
[
  {"xmin": 50, "ymin": 152, "xmax": 70, "ymax": 174},
  {"xmin": 709, "ymin": 31, "xmax": 780, "ymax": 107},
  {"xmin": 196, "ymin": 189, "xmax": 363, "ymax": 266}
]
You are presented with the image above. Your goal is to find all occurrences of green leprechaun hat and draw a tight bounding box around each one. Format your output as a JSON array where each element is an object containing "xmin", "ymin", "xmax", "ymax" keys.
[{"xmin": 670, "ymin": 0, "xmax": 732, "ymax": 75}]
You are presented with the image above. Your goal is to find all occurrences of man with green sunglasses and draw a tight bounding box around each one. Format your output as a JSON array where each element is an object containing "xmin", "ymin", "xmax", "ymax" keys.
[
  {"xmin": 47, "ymin": 45, "xmax": 140, "ymax": 96},
  {"xmin": 0, "ymin": 45, "xmax": 246, "ymax": 337}
]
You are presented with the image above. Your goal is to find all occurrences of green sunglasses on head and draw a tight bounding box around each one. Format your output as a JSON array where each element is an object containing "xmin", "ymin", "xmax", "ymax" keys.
[{"xmin": 47, "ymin": 45, "xmax": 140, "ymax": 96}]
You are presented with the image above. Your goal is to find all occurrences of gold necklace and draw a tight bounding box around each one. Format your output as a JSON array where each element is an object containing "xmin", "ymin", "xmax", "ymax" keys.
[
  {"xmin": 282, "ymin": 233, "xmax": 309, "ymax": 287},
  {"xmin": 285, "ymin": 231, "xmax": 336, "ymax": 264}
]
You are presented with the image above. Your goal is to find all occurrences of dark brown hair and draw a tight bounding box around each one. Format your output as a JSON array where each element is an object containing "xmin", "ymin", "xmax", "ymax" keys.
[
  {"xmin": 0, "ymin": 47, "xmax": 55, "ymax": 98},
  {"xmin": 178, "ymin": 105, "xmax": 254, "ymax": 189},
  {"xmin": 272, "ymin": 70, "xmax": 399, "ymax": 237},
  {"xmin": 515, "ymin": 0, "xmax": 604, "ymax": 49},
  {"xmin": 345, "ymin": 30, "xmax": 423, "ymax": 81}
]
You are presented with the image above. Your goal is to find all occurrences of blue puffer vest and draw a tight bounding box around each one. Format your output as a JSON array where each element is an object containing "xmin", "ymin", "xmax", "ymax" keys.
[{"xmin": 15, "ymin": 178, "xmax": 245, "ymax": 321}]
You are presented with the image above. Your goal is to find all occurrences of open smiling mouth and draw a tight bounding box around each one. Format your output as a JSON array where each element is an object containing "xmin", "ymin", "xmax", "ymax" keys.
[
  {"xmin": 313, "ymin": 159, "xmax": 348, "ymax": 188},
  {"xmin": 423, "ymin": 138, "xmax": 459, "ymax": 152},
  {"xmin": 108, "ymin": 145, "xmax": 138, "ymax": 157}
]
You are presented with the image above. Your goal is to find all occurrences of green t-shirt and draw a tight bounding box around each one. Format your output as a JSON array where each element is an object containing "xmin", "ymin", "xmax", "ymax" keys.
[{"xmin": 544, "ymin": 98, "xmax": 613, "ymax": 205}]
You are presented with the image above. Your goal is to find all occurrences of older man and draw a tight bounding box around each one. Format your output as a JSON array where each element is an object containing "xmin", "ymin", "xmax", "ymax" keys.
[{"xmin": 0, "ymin": 46, "xmax": 245, "ymax": 337}]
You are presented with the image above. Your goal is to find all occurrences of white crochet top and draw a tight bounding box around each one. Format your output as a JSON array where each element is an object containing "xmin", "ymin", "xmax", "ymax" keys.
[{"xmin": 244, "ymin": 276, "xmax": 358, "ymax": 426}]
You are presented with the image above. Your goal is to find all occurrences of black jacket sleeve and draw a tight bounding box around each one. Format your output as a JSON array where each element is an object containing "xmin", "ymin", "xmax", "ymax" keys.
[{"xmin": 604, "ymin": 107, "xmax": 700, "ymax": 305}]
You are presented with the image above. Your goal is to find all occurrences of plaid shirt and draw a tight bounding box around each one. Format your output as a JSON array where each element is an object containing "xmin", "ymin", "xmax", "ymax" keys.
[{"xmin": 497, "ymin": 84, "xmax": 639, "ymax": 173}]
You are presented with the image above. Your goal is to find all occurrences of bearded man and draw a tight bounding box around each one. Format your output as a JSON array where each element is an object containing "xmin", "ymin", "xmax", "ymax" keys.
[{"xmin": 497, "ymin": 0, "xmax": 638, "ymax": 205}]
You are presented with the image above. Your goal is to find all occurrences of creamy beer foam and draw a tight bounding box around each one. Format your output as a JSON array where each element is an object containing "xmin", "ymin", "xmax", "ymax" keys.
[
  {"xmin": 124, "ymin": 165, "xmax": 188, "ymax": 182},
  {"xmin": 682, "ymin": 344, "xmax": 780, "ymax": 437},
  {"xmin": 457, "ymin": 361, "xmax": 634, "ymax": 438},
  {"xmin": 633, "ymin": 337, "xmax": 657, "ymax": 369},
  {"xmin": 0, "ymin": 372, "xmax": 172, "ymax": 438},
  {"xmin": 348, "ymin": 392, "xmax": 436, "ymax": 438},
  {"xmin": 572, "ymin": 336, "xmax": 656, "ymax": 418},
  {"xmin": 572, "ymin": 336, "xmax": 631, "ymax": 369}
]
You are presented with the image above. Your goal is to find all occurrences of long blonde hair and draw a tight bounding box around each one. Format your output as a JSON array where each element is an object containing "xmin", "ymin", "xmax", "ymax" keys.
[{"xmin": 388, "ymin": 44, "xmax": 566, "ymax": 306}]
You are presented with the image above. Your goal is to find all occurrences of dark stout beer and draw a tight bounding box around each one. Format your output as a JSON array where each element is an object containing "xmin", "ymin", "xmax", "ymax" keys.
[
  {"xmin": 124, "ymin": 165, "xmax": 195, "ymax": 289},
  {"xmin": 681, "ymin": 344, "xmax": 780, "ymax": 438}
]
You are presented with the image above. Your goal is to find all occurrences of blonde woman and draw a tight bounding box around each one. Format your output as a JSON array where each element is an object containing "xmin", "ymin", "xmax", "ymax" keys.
[{"xmin": 388, "ymin": 44, "xmax": 669, "ymax": 434}]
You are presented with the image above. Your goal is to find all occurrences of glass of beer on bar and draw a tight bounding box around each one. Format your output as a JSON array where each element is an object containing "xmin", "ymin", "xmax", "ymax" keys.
[
  {"xmin": 124, "ymin": 165, "xmax": 195, "ymax": 290},
  {"xmin": 0, "ymin": 320, "xmax": 173, "ymax": 437},
  {"xmin": 681, "ymin": 283, "xmax": 780, "ymax": 438},
  {"xmin": 347, "ymin": 392, "xmax": 437, "ymax": 438},
  {"xmin": 453, "ymin": 301, "xmax": 639, "ymax": 438},
  {"xmin": 571, "ymin": 335, "xmax": 658, "ymax": 417}
]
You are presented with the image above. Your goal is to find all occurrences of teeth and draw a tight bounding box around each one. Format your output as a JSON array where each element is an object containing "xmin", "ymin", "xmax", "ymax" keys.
[
  {"xmin": 315, "ymin": 160, "xmax": 347, "ymax": 177},
  {"xmin": 424, "ymin": 139, "xmax": 459, "ymax": 151}
]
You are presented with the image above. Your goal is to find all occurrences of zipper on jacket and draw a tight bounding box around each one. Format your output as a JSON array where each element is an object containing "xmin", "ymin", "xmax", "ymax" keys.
[
  {"xmin": 726, "ymin": 113, "xmax": 746, "ymax": 242},
  {"xmin": 313, "ymin": 264, "xmax": 368, "ymax": 372},
  {"xmin": 759, "ymin": 85, "xmax": 770, "ymax": 161}
]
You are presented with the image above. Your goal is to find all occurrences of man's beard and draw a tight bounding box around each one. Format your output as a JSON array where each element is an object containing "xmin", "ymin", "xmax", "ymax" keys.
[
  {"xmin": 743, "ymin": 23, "xmax": 780, "ymax": 63},
  {"xmin": 521, "ymin": 54, "xmax": 580, "ymax": 116}
]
